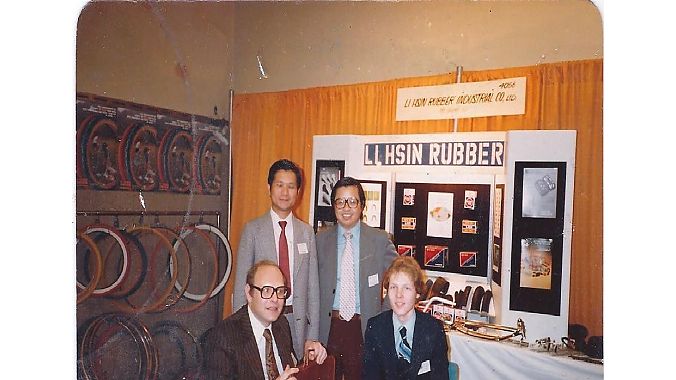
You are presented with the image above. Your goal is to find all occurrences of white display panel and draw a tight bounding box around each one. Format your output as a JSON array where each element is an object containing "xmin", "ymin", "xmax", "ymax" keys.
[{"xmin": 310, "ymin": 131, "xmax": 576, "ymax": 343}]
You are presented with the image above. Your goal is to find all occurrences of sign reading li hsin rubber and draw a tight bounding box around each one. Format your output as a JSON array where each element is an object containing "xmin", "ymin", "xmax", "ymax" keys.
[{"xmin": 396, "ymin": 77, "xmax": 526, "ymax": 121}]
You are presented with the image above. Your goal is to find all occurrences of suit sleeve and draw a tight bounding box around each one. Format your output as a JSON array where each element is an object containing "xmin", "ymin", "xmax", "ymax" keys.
[
  {"xmin": 362, "ymin": 318, "xmax": 383, "ymax": 380},
  {"xmin": 306, "ymin": 228, "xmax": 320, "ymax": 341},
  {"xmin": 201, "ymin": 327, "xmax": 238, "ymax": 380},
  {"xmin": 233, "ymin": 222, "xmax": 255, "ymax": 310}
]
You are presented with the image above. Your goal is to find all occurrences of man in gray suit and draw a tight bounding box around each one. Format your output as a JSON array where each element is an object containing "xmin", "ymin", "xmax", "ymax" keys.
[
  {"xmin": 316, "ymin": 177, "xmax": 398, "ymax": 380},
  {"xmin": 233, "ymin": 159, "xmax": 322, "ymax": 359}
]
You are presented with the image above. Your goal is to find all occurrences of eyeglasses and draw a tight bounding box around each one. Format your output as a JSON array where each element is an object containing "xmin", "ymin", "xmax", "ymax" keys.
[
  {"xmin": 249, "ymin": 284, "xmax": 290, "ymax": 299},
  {"xmin": 333, "ymin": 197, "xmax": 360, "ymax": 209}
]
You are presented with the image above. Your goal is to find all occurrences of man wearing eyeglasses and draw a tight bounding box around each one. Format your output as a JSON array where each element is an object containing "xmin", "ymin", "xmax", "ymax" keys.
[
  {"xmin": 202, "ymin": 260, "xmax": 327, "ymax": 380},
  {"xmin": 233, "ymin": 159, "xmax": 320, "ymax": 361},
  {"xmin": 316, "ymin": 177, "xmax": 398, "ymax": 380}
]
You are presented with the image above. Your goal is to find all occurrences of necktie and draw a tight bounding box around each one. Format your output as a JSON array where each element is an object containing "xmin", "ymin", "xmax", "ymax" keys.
[
  {"xmin": 263, "ymin": 328, "xmax": 280, "ymax": 380},
  {"xmin": 339, "ymin": 231, "xmax": 356, "ymax": 320},
  {"xmin": 278, "ymin": 221, "xmax": 291, "ymax": 296},
  {"xmin": 398, "ymin": 326, "xmax": 412, "ymax": 363}
]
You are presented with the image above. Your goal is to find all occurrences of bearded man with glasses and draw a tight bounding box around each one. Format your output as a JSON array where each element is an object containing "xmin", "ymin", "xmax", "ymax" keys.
[
  {"xmin": 316, "ymin": 177, "xmax": 398, "ymax": 380},
  {"xmin": 202, "ymin": 260, "xmax": 327, "ymax": 380}
]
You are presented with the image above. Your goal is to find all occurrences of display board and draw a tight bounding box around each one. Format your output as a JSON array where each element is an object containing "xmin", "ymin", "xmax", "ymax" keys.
[
  {"xmin": 76, "ymin": 93, "xmax": 228, "ymax": 194},
  {"xmin": 310, "ymin": 131, "xmax": 577, "ymax": 343},
  {"xmin": 509, "ymin": 161, "xmax": 567, "ymax": 315},
  {"xmin": 393, "ymin": 182, "xmax": 491, "ymax": 277}
]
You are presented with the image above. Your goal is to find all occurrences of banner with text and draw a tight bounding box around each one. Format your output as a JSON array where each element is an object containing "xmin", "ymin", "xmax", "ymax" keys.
[
  {"xmin": 364, "ymin": 140, "xmax": 504, "ymax": 167},
  {"xmin": 396, "ymin": 77, "xmax": 526, "ymax": 121}
]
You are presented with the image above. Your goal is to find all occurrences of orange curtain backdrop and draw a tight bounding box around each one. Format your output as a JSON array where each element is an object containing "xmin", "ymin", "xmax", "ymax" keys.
[{"xmin": 227, "ymin": 59, "xmax": 603, "ymax": 336}]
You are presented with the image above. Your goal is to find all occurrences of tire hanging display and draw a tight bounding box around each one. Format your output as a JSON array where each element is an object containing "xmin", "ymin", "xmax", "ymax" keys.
[
  {"xmin": 112, "ymin": 226, "xmax": 179, "ymax": 314},
  {"xmin": 76, "ymin": 233, "xmax": 102, "ymax": 305},
  {"xmin": 78, "ymin": 224, "xmax": 130, "ymax": 297},
  {"xmin": 158, "ymin": 129, "xmax": 194, "ymax": 193},
  {"xmin": 81, "ymin": 118, "xmax": 121, "ymax": 190},
  {"xmin": 195, "ymin": 135, "xmax": 224, "ymax": 195},
  {"xmin": 172, "ymin": 223, "xmax": 232, "ymax": 301},
  {"xmin": 78, "ymin": 313, "xmax": 159, "ymax": 380},
  {"xmin": 120, "ymin": 123, "xmax": 160, "ymax": 191}
]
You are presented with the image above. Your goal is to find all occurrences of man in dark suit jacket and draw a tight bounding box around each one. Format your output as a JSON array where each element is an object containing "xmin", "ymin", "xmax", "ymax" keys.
[
  {"xmin": 363, "ymin": 257, "xmax": 449, "ymax": 380},
  {"xmin": 202, "ymin": 260, "xmax": 326, "ymax": 380},
  {"xmin": 233, "ymin": 159, "xmax": 321, "ymax": 359},
  {"xmin": 316, "ymin": 177, "xmax": 398, "ymax": 380}
]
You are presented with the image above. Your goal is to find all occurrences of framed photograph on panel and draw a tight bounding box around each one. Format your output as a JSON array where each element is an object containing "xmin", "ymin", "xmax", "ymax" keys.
[
  {"xmin": 317, "ymin": 166, "xmax": 340, "ymax": 206},
  {"xmin": 521, "ymin": 167, "xmax": 558, "ymax": 218},
  {"xmin": 518, "ymin": 238, "xmax": 553, "ymax": 290},
  {"xmin": 313, "ymin": 160, "xmax": 345, "ymax": 233},
  {"xmin": 357, "ymin": 179, "xmax": 388, "ymax": 229},
  {"xmin": 426, "ymin": 192, "xmax": 454, "ymax": 239}
]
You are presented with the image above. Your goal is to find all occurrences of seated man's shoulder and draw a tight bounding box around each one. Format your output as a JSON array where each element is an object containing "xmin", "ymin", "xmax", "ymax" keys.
[
  {"xmin": 369, "ymin": 309, "xmax": 392, "ymax": 325},
  {"xmin": 417, "ymin": 311, "xmax": 445, "ymax": 331},
  {"xmin": 315, "ymin": 225, "xmax": 336, "ymax": 239},
  {"xmin": 210, "ymin": 310, "xmax": 247, "ymax": 335},
  {"xmin": 362, "ymin": 224, "xmax": 390, "ymax": 239}
]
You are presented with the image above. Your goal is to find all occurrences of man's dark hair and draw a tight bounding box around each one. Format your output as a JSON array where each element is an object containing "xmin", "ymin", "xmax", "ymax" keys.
[
  {"xmin": 330, "ymin": 176, "xmax": 366, "ymax": 207},
  {"xmin": 267, "ymin": 159, "xmax": 302, "ymax": 188}
]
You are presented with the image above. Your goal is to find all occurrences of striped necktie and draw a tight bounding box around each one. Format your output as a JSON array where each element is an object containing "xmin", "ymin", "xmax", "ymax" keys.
[
  {"xmin": 339, "ymin": 231, "xmax": 356, "ymax": 320},
  {"xmin": 398, "ymin": 326, "xmax": 412, "ymax": 363}
]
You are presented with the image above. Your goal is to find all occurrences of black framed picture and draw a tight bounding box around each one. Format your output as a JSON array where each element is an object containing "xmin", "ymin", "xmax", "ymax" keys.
[
  {"xmin": 357, "ymin": 179, "xmax": 387, "ymax": 230},
  {"xmin": 509, "ymin": 161, "xmax": 566, "ymax": 315},
  {"xmin": 313, "ymin": 160, "xmax": 345, "ymax": 233}
]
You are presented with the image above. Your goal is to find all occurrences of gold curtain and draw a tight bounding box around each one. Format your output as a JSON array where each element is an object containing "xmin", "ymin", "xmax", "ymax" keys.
[{"xmin": 227, "ymin": 59, "xmax": 603, "ymax": 336}]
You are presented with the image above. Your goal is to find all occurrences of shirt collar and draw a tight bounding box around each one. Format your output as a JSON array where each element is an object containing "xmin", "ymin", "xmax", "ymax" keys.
[
  {"xmin": 270, "ymin": 209, "xmax": 293, "ymax": 224},
  {"xmin": 392, "ymin": 310, "xmax": 416, "ymax": 336},
  {"xmin": 247, "ymin": 304, "xmax": 271, "ymax": 340},
  {"xmin": 337, "ymin": 221, "xmax": 361, "ymax": 237}
]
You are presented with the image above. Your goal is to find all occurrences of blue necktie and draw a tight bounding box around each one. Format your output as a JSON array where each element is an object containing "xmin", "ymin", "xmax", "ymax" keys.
[{"xmin": 398, "ymin": 326, "xmax": 412, "ymax": 363}]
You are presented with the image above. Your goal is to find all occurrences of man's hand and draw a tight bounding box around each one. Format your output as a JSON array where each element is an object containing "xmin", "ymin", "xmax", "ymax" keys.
[
  {"xmin": 303, "ymin": 339, "xmax": 327, "ymax": 365},
  {"xmin": 275, "ymin": 364, "xmax": 299, "ymax": 380}
]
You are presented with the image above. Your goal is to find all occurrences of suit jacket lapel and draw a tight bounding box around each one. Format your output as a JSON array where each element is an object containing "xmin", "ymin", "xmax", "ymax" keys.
[
  {"xmin": 359, "ymin": 222, "xmax": 375, "ymax": 295},
  {"xmin": 291, "ymin": 216, "xmax": 304, "ymax": 278},
  {"xmin": 326, "ymin": 226, "xmax": 338, "ymax": 294},
  {"xmin": 238, "ymin": 308, "xmax": 266, "ymax": 380},
  {"xmin": 272, "ymin": 318, "xmax": 295, "ymax": 368},
  {"xmin": 409, "ymin": 312, "xmax": 426, "ymax": 373},
  {"xmin": 259, "ymin": 213, "xmax": 278, "ymax": 261},
  {"xmin": 381, "ymin": 311, "xmax": 400, "ymax": 370}
]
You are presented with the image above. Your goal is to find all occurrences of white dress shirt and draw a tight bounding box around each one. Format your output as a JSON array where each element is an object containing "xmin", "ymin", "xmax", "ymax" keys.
[{"xmin": 248, "ymin": 305, "xmax": 283, "ymax": 380}]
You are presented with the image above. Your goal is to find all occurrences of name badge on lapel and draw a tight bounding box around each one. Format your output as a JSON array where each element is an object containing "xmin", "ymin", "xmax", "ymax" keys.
[
  {"xmin": 368, "ymin": 273, "xmax": 379, "ymax": 287},
  {"xmin": 297, "ymin": 243, "xmax": 308, "ymax": 255},
  {"xmin": 418, "ymin": 359, "xmax": 431, "ymax": 375}
]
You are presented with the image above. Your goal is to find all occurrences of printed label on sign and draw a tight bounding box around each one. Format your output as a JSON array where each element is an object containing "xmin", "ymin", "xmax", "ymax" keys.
[{"xmin": 297, "ymin": 243, "xmax": 308, "ymax": 254}]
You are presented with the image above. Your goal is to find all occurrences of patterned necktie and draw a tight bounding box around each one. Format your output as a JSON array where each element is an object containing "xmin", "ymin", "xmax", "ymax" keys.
[
  {"xmin": 398, "ymin": 326, "xmax": 412, "ymax": 363},
  {"xmin": 278, "ymin": 221, "xmax": 291, "ymax": 296},
  {"xmin": 339, "ymin": 231, "xmax": 356, "ymax": 320},
  {"xmin": 263, "ymin": 328, "xmax": 280, "ymax": 380}
]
